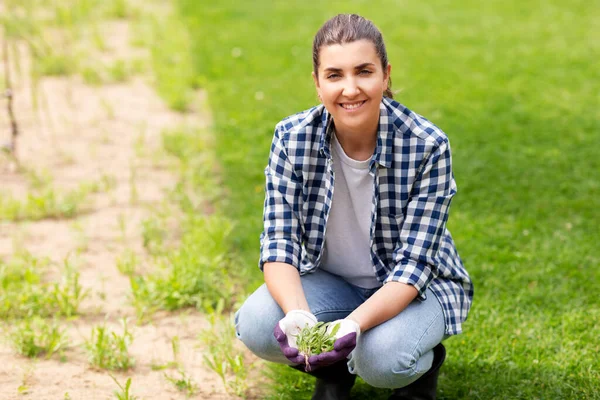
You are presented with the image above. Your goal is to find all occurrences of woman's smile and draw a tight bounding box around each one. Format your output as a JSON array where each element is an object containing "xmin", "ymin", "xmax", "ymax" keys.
[{"xmin": 339, "ymin": 100, "xmax": 367, "ymax": 111}]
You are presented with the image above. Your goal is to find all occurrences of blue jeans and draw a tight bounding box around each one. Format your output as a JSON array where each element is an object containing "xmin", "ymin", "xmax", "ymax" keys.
[{"xmin": 234, "ymin": 269, "xmax": 446, "ymax": 389}]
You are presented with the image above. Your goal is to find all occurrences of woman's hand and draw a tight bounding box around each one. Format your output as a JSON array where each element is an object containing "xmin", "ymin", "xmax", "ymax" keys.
[
  {"xmin": 306, "ymin": 318, "xmax": 361, "ymax": 370},
  {"xmin": 273, "ymin": 310, "xmax": 317, "ymax": 364}
]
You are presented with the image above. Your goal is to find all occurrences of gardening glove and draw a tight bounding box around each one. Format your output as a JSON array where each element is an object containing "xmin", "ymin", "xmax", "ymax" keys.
[
  {"xmin": 273, "ymin": 309, "xmax": 317, "ymax": 364},
  {"xmin": 307, "ymin": 318, "xmax": 361, "ymax": 370}
]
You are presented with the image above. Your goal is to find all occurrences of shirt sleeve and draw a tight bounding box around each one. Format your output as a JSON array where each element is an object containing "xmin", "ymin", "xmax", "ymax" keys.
[
  {"xmin": 259, "ymin": 125, "xmax": 304, "ymax": 271},
  {"xmin": 385, "ymin": 139, "xmax": 457, "ymax": 299}
]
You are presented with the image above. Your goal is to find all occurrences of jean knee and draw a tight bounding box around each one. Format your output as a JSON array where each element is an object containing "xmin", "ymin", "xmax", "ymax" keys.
[
  {"xmin": 354, "ymin": 352, "xmax": 422, "ymax": 388},
  {"xmin": 234, "ymin": 287, "xmax": 286, "ymax": 363},
  {"xmin": 350, "ymin": 336, "xmax": 435, "ymax": 389}
]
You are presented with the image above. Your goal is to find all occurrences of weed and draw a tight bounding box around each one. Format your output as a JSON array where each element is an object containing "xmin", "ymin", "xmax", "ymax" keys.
[
  {"xmin": 51, "ymin": 257, "xmax": 90, "ymax": 318},
  {"xmin": 110, "ymin": 375, "xmax": 138, "ymax": 400},
  {"xmin": 108, "ymin": 60, "xmax": 129, "ymax": 82},
  {"xmin": 16, "ymin": 367, "xmax": 34, "ymax": 396},
  {"xmin": 10, "ymin": 317, "xmax": 68, "ymax": 359},
  {"xmin": 164, "ymin": 370, "xmax": 197, "ymax": 397},
  {"xmin": 104, "ymin": 0, "xmax": 129, "ymax": 19},
  {"xmin": 70, "ymin": 221, "xmax": 89, "ymax": 253},
  {"xmin": 150, "ymin": 336, "xmax": 180, "ymax": 371},
  {"xmin": 100, "ymin": 97, "xmax": 116, "ymax": 119},
  {"xmin": 81, "ymin": 65, "xmax": 104, "ymax": 85},
  {"xmin": 0, "ymin": 253, "xmax": 87, "ymax": 319},
  {"xmin": 129, "ymin": 57, "xmax": 146, "ymax": 75},
  {"xmin": 25, "ymin": 169, "xmax": 53, "ymax": 191},
  {"xmin": 90, "ymin": 22, "xmax": 107, "ymax": 51},
  {"xmin": 199, "ymin": 304, "xmax": 249, "ymax": 397},
  {"xmin": 117, "ymin": 213, "xmax": 128, "ymax": 242},
  {"xmin": 0, "ymin": 177, "xmax": 112, "ymax": 222},
  {"xmin": 115, "ymin": 249, "xmax": 138, "ymax": 276},
  {"xmin": 141, "ymin": 216, "xmax": 166, "ymax": 254},
  {"xmin": 129, "ymin": 162, "xmax": 138, "ymax": 205},
  {"xmin": 85, "ymin": 319, "xmax": 135, "ymax": 370},
  {"xmin": 134, "ymin": 125, "xmax": 147, "ymax": 158},
  {"xmin": 32, "ymin": 51, "xmax": 76, "ymax": 77}
]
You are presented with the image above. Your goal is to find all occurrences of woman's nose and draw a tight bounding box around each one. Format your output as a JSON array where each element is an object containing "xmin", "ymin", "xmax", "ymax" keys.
[{"xmin": 342, "ymin": 78, "xmax": 360, "ymax": 97}]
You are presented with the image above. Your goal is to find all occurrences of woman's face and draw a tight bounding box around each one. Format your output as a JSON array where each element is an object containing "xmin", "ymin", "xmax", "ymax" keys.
[{"xmin": 313, "ymin": 39, "xmax": 391, "ymax": 137}]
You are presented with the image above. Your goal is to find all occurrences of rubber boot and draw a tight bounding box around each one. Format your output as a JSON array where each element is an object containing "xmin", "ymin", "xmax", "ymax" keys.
[
  {"xmin": 388, "ymin": 343, "xmax": 446, "ymax": 400},
  {"xmin": 291, "ymin": 360, "xmax": 356, "ymax": 400}
]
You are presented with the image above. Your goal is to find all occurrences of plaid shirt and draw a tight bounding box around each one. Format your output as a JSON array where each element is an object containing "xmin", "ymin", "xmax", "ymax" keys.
[{"xmin": 259, "ymin": 98, "xmax": 473, "ymax": 335}]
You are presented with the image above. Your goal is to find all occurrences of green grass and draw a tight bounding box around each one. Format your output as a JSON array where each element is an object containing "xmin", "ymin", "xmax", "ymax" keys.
[{"xmin": 177, "ymin": 0, "xmax": 600, "ymax": 399}]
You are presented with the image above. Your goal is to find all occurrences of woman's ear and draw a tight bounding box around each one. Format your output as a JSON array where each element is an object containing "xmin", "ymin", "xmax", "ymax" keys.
[
  {"xmin": 384, "ymin": 64, "xmax": 392, "ymax": 86},
  {"xmin": 312, "ymin": 71, "xmax": 322, "ymax": 102}
]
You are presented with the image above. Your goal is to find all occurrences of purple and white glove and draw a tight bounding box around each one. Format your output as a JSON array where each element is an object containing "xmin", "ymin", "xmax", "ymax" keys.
[
  {"xmin": 307, "ymin": 318, "xmax": 361, "ymax": 370},
  {"xmin": 273, "ymin": 310, "xmax": 317, "ymax": 365}
]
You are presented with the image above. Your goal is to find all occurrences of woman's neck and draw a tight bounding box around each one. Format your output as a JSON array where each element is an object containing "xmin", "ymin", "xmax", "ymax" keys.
[{"xmin": 334, "ymin": 122, "xmax": 378, "ymax": 161}]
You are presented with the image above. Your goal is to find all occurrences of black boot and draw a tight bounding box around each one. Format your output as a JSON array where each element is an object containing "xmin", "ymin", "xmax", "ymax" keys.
[
  {"xmin": 291, "ymin": 360, "xmax": 356, "ymax": 400},
  {"xmin": 388, "ymin": 343, "xmax": 446, "ymax": 400}
]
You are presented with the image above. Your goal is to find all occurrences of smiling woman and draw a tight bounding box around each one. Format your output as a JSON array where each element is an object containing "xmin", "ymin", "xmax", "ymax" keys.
[
  {"xmin": 234, "ymin": 13, "xmax": 473, "ymax": 400},
  {"xmin": 312, "ymin": 39, "xmax": 390, "ymax": 160}
]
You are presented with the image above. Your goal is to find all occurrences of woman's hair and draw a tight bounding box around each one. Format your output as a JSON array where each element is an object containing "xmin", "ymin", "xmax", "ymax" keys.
[{"xmin": 312, "ymin": 14, "xmax": 393, "ymax": 99}]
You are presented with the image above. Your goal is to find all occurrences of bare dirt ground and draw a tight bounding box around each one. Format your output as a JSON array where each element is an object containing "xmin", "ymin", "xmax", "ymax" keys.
[{"xmin": 0, "ymin": 18, "xmax": 251, "ymax": 400}]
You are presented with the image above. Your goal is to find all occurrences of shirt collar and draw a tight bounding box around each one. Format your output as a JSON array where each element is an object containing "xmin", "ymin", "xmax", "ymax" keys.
[{"xmin": 318, "ymin": 99, "xmax": 395, "ymax": 169}]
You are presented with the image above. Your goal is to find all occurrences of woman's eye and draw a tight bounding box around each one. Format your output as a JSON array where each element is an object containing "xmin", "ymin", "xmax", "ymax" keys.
[
  {"xmin": 327, "ymin": 74, "xmax": 340, "ymax": 79},
  {"xmin": 359, "ymin": 70, "xmax": 372, "ymax": 75}
]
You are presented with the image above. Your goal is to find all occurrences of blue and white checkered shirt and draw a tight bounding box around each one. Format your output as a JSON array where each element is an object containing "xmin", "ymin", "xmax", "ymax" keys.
[{"xmin": 259, "ymin": 97, "xmax": 473, "ymax": 335}]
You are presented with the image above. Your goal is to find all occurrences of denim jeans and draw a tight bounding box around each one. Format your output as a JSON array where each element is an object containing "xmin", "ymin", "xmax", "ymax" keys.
[{"xmin": 234, "ymin": 269, "xmax": 446, "ymax": 389}]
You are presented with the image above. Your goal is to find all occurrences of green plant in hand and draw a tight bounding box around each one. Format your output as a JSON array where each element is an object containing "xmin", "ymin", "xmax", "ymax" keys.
[{"xmin": 295, "ymin": 322, "xmax": 340, "ymax": 369}]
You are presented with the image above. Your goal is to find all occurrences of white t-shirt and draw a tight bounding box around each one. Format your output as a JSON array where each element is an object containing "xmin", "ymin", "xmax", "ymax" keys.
[{"xmin": 320, "ymin": 133, "xmax": 381, "ymax": 289}]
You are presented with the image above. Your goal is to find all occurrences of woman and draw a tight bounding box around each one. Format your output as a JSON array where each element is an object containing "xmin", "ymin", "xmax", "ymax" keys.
[{"xmin": 235, "ymin": 13, "xmax": 473, "ymax": 400}]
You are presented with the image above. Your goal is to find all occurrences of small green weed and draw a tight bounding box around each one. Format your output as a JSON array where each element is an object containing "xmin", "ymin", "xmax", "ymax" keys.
[
  {"xmin": 150, "ymin": 336, "xmax": 180, "ymax": 371},
  {"xmin": 0, "ymin": 253, "xmax": 88, "ymax": 319},
  {"xmin": 103, "ymin": 0, "xmax": 130, "ymax": 19},
  {"xmin": 10, "ymin": 317, "xmax": 68, "ymax": 359},
  {"xmin": 0, "ymin": 177, "xmax": 113, "ymax": 222},
  {"xmin": 129, "ymin": 162, "xmax": 138, "ymax": 205},
  {"xmin": 199, "ymin": 303, "xmax": 249, "ymax": 397},
  {"xmin": 116, "ymin": 250, "xmax": 138, "ymax": 276},
  {"xmin": 110, "ymin": 375, "xmax": 138, "ymax": 400},
  {"xmin": 164, "ymin": 370, "xmax": 197, "ymax": 397},
  {"xmin": 81, "ymin": 65, "xmax": 104, "ymax": 85},
  {"xmin": 141, "ymin": 216, "xmax": 167, "ymax": 254},
  {"xmin": 108, "ymin": 60, "xmax": 129, "ymax": 82},
  {"xmin": 51, "ymin": 258, "xmax": 90, "ymax": 318},
  {"xmin": 85, "ymin": 319, "xmax": 135, "ymax": 370}
]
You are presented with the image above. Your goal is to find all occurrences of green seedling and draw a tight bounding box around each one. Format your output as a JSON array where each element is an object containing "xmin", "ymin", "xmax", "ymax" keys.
[
  {"xmin": 85, "ymin": 319, "xmax": 135, "ymax": 370},
  {"xmin": 164, "ymin": 370, "xmax": 197, "ymax": 397},
  {"xmin": 110, "ymin": 375, "xmax": 138, "ymax": 400},
  {"xmin": 295, "ymin": 322, "xmax": 340, "ymax": 369},
  {"xmin": 10, "ymin": 317, "xmax": 68, "ymax": 359}
]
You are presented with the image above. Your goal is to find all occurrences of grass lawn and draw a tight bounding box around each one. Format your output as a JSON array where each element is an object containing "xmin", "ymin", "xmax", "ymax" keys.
[{"xmin": 178, "ymin": 0, "xmax": 600, "ymax": 398}]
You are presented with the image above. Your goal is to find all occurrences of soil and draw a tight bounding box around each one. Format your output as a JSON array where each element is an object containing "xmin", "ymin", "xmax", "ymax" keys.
[{"xmin": 0, "ymin": 18, "xmax": 258, "ymax": 400}]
